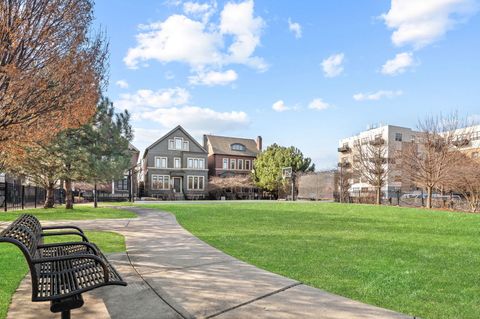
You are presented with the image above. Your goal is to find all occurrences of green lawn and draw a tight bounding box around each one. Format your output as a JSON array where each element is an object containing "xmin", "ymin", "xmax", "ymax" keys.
[
  {"xmin": 0, "ymin": 205, "xmax": 136, "ymax": 221},
  {"xmin": 0, "ymin": 230, "xmax": 126, "ymax": 319},
  {"xmin": 139, "ymin": 202, "xmax": 480, "ymax": 319}
]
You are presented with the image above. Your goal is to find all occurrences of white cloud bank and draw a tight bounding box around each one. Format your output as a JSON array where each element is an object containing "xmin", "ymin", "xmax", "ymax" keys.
[
  {"xmin": 308, "ymin": 98, "xmax": 331, "ymax": 110},
  {"xmin": 188, "ymin": 69, "xmax": 238, "ymax": 86},
  {"xmin": 288, "ymin": 18, "xmax": 302, "ymax": 39},
  {"xmin": 321, "ymin": 53, "xmax": 345, "ymax": 78},
  {"xmin": 115, "ymin": 87, "xmax": 249, "ymax": 134},
  {"xmin": 124, "ymin": 0, "xmax": 266, "ymax": 84},
  {"xmin": 381, "ymin": 0, "xmax": 479, "ymax": 49},
  {"xmin": 353, "ymin": 90, "xmax": 403, "ymax": 101},
  {"xmin": 381, "ymin": 52, "xmax": 414, "ymax": 75}
]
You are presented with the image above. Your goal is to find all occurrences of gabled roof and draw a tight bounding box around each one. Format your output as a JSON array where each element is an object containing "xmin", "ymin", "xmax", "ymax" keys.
[
  {"xmin": 205, "ymin": 135, "xmax": 260, "ymax": 157},
  {"xmin": 129, "ymin": 143, "xmax": 140, "ymax": 153},
  {"xmin": 143, "ymin": 125, "xmax": 207, "ymax": 158}
]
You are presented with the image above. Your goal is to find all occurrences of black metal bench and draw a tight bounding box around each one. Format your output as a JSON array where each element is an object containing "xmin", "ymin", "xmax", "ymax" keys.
[{"xmin": 0, "ymin": 214, "xmax": 127, "ymax": 319}]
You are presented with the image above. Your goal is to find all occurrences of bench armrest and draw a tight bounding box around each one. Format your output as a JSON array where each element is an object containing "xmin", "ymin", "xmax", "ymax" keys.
[
  {"xmin": 32, "ymin": 254, "xmax": 110, "ymax": 282},
  {"xmin": 37, "ymin": 241, "xmax": 100, "ymax": 256},
  {"xmin": 42, "ymin": 225, "xmax": 85, "ymax": 234},
  {"xmin": 41, "ymin": 231, "xmax": 89, "ymax": 242}
]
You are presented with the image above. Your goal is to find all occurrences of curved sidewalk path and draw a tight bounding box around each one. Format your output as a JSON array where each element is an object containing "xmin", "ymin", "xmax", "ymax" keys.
[{"xmin": 6, "ymin": 207, "xmax": 413, "ymax": 319}]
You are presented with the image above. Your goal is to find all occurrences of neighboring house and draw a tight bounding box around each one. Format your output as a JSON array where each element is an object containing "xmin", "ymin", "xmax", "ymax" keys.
[
  {"xmin": 203, "ymin": 134, "xmax": 262, "ymax": 177},
  {"xmin": 142, "ymin": 125, "xmax": 208, "ymax": 200},
  {"xmin": 111, "ymin": 143, "xmax": 140, "ymax": 196}
]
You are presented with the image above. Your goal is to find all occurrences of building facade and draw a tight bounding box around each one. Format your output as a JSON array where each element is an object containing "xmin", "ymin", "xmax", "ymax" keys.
[
  {"xmin": 111, "ymin": 143, "xmax": 140, "ymax": 197},
  {"xmin": 141, "ymin": 126, "xmax": 208, "ymax": 199},
  {"xmin": 338, "ymin": 125, "xmax": 421, "ymax": 197},
  {"xmin": 203, "ymin": 135, "xmax": 262, "ymax": 177},
  {"xmin": 338, "ymin": 124, "xmax": 480, "ymax": 197}
]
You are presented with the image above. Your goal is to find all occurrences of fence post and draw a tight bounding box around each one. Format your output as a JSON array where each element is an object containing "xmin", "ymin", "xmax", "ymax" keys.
[
  {"xmin": 21, "ymin": 185, "xmax": 25, "ymax": 210},
  {"xmin": 4, "ymin": 181, "xmax": 7, "ymax": 212}
]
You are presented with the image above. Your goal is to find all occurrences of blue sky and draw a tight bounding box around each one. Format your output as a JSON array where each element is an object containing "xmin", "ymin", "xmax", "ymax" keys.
[{"xmin": 94, "ymin": 0, "xmax": 480, "ymax": 169}]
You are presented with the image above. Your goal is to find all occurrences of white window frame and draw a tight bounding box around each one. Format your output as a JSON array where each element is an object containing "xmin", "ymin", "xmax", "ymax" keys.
[
  {"xmin": 174, "ymin": 137, "xmax": 182, "ymax": 150},
  {"xmin": 174, "ymin": 157, "xmax": 181, "ymax": 169},
  {"xmin": 223, "ymin": 158, "xmax": 229, "ymax": 170},
  {"xmin": 168, "ymin": 139, "xmax": 175, "ymax": 150},
  {"xmin": 187, "ymin": 175, "xmax": 205, "ymax": 190},
  {"xmin": 238, "ymin": 159, "xmax": 244, "ymax": 170},
  {"xmin": 230, "ymin": 159, "xmax": 236, "ymax": 170},
  {"xmin": 183, "ymin": 141, "xmax": 189, "ymax": 151},
  {"xmin": 151, "ymin": 175, "xmax": 170, "ymax": 190},
  {"xmin": 245, "ymin": 160, "xmax": 251, "ymax": 171},
  {"xmin": 155, "ymin": 156, "xmax": 167, "ymax": 168},
  {"xmin": 187, "ymin": 157, "xmax": 205, "ymax": 169}
]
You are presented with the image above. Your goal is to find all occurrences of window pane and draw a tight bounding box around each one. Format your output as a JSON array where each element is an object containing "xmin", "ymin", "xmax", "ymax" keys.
[
  {"xmin": 188, "ymin": 177, "xmax": 193, "ymax": 189},
  {"xmin": 169, "ymin": 140, "xmax": 174, "ymax": 149},
  {"xmin": 194, "ymin": 177, "xmax": 198, "ymax": 189},
  {"xmin": 223, "ymin": 159, "xmax": 228, "ymax": 169},
  {"xmin": 183, "ymin": 141, "xmax": 188, "ymax": 150},
  {"xmin": 194, "ymin": 159, "xmax": 198, "ymax": 168},
  {"xmin": 175, "ymin": 138, "xmax": 182, "ymax": 149},
  {"xmin": 199, "ymin": 159, "xmax": 204, "ymax": 169},
  {"xmin": 199, "ymin": 177, "xmax": 204, "ymax": 189}
]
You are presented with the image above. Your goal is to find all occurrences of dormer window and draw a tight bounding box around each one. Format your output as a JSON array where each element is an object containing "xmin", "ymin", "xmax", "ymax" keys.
[{"xmin": 231, "ymin": 143, "xmax": 246, "ymax": 151}]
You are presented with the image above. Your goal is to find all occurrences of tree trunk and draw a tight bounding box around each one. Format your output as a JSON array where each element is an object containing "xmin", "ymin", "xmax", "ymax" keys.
[
  {"xmin": 44, "ymin": 182, "xmax": 55, "ymax": 208},
  {"xmin": 376, "ymin": 187, "xmax": 381, "ymax": 205},
  {"xmin": 94, "ymin": 182, "xmax": 98, "ymax": 208},
  {"xmin": 426, "ymin": 186, "xmax": 433, "ymax": 209},
  {"xmin": 65, "ymin": 178, "xmax": 73, "ymax": 209}
]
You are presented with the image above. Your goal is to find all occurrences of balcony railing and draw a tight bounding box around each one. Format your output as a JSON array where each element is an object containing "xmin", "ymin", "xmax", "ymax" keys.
[
  {"xmin": 369, "ymin": 138, "xmax": 385, "ymax": 146},
  {"xmin": 337, "ymin": 162, "xmax": 351, "ymax": 168},
  {"xmin": 337, "ymin": 145, "xmax": 351, "ymax": 153}
]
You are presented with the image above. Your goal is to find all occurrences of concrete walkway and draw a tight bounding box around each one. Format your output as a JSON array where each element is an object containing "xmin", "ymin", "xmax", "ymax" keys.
[{"xmin": 5, "ymin": 207, "xmax": 413, "ymax": 318}]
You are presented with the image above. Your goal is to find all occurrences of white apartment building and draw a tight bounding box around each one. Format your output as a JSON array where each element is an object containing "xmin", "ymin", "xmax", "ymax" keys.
[{"xmin": 338, "ymin": 124, "xmax": 480, "ymax": 197}]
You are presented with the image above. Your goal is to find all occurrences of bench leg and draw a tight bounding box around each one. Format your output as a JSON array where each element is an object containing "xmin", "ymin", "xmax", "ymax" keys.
[{"xmin": 61, "ymin": 310, "xmax": 70, "ymax": 319}]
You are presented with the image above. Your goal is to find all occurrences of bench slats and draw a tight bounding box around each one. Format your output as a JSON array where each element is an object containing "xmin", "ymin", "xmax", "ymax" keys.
[{"xmin": 0, "ymin": 214, "xmax": 127, "ymax": 303}]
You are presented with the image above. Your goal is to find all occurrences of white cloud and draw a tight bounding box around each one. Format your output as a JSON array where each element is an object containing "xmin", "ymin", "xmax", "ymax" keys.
[
  {"xmin": 115, "ymin": 80, "xmax": 129, "ymax": 89},
  {"xmin": 381, "ymin": 52, "xmax": 414, "ymax": 75},
  {"xmin": 116, "ymin": 87, "xmax": 249, "ymax": 135},
  {"xmin": 183, "ymin": 1, "xmax": 217, "ymax": 23},
  {"xmin": 353, "ymin": 90, "xmax": 403, "ymax": 101},
  {"xmin": 272, "ymin": 100, "xmax": 290, "ymax": 112},
  {"xmin": 321, "ymin": 53, "xmax": 345, "ymax": 78},
  {"xmin": 141, "ymin": 106, "xmax": 249, "ymax": 132},
  {"xmin": 308, "ymin": 98, "xmax": 331, "ymax": 110},
  {"xmin": 381, "ymin": 0, "xmax": 479, "ymax": 49},
  {"xmin": 115, "ymin": 88, "xmax": 190, "ymax": 112},
  {"xmin": 188, "ymin": 69, "xmax": 238, "ymax": 86},
  {"xmin": 124, "ymin": 0, "xmax": 266, "ymax": 73},
  {"xmin": 288, "ymin": 18, "xmax": 302, "ymax": 39}
]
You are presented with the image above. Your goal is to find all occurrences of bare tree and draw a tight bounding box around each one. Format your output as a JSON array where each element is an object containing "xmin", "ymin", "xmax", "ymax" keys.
[
  {"xmin": 402, "ymin": 113, "xmax": 471, "ymax": 209},
  {"xmin": 335, "ymin": 164, "xmax": 353, "ymax": 203},
  {"xmin": 448, "ymin": 152, "xmax": 480, "ymax": 212},
  {"xmin": 0, "ymin": 0, "xmax": 107, "ymax": 149},
  {"xmin": 353, "ymin": 136, "xmax": 392, "ymax": 205}
]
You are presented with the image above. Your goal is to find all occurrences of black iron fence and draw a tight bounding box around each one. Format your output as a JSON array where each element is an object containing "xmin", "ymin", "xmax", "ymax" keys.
[
  {"xmin": 334, "ymin": 190, "xmax": 472, "ymax": 211},
  {"xmin": 0, "ymin": 182, "xmax": 65, "ymax": 211}
]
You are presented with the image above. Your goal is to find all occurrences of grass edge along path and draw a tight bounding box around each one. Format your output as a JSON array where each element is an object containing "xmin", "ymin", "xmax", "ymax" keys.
[
  {"xmin": 137, "ymin": 202, "xmax": 480, "ymax": 319},
  {"xmin": 0, "ymin": 230, "xmax": 126, "ymax": 319},
  {"xmin": 0, "ymin": 205, "xmax": 137, "ymax": 221}
]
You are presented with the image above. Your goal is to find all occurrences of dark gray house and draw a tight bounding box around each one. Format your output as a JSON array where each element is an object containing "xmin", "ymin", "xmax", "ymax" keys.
[{"xmin": 141, "ymin": 125, "xmax": 208, "ymax": 200}]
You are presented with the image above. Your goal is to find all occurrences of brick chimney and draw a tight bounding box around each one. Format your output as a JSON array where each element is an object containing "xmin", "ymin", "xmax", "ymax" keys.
[
  {"xmin": 256, "ymin": 136, "xmax": 262, "ymax": 151},
  {"xmin": 203, "ymin": 134, "xmax": 208, "ymax": 150}
]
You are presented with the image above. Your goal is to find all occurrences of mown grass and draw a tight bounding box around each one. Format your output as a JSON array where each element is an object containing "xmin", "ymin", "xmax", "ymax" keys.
[
  {"xmin": 139, "ymin": 202, "xmax": 480, "ymax": 319},
  {"xmin": 0, "ymin": 205, "xmax": 136, "ymax": 221},
  {"xmin": 0, "ymin": 231, "xmax": 126, "ymax": 319}
]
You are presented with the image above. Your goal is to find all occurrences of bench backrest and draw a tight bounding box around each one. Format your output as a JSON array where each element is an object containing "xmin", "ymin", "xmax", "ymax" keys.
[{"xmin": 0, "ymin": 214, "xmax": 43, "ymax": 259}]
